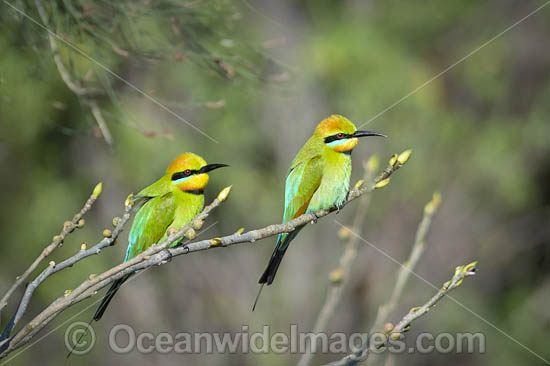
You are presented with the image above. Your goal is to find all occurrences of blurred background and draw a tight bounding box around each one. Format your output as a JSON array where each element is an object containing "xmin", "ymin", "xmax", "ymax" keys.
[{"xmin": 0, "ymin": 0, "xmax": 549, "ymax": 365}]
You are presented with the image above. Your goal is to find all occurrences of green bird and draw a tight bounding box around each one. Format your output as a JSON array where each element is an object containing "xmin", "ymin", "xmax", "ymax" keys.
[
  {"xmin": 253, "ymin": 115, "xmax": 385, "ymax": 310},
  {"xmin": 93, "ymin": 153, "xmax": 228, "ymax": 321}
]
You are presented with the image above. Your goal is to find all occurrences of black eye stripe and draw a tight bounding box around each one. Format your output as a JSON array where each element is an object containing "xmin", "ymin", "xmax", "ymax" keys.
[
  {"xmin": 324, "ymin": 133, "xmax": 351, "ymax": 143},
  {"xmin": 171, "ymin": 170, "xmax": 199, "ymax": 181}
]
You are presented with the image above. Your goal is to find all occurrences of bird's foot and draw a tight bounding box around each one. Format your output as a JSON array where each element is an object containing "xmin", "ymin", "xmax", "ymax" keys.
[
  {"xmin": 310, "ymin": 212, "xmax": 319, "ymax": 224},
  {"xmin": 160, "ymin": 249, "xmax": 173, "ymax": 264}
]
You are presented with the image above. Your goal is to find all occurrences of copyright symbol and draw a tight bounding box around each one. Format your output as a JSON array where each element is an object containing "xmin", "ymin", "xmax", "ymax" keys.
[{"xmin": 64, "ymin": 321, "xmax": 95, "ymax": 355}]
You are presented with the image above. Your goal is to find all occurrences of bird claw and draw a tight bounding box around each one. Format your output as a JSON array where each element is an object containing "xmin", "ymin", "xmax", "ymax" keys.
[
  {"xmin": 310, "ymin": 212, "xmax": 319, "ymax": 224},
  {"xmin": 161, "ymin": 249, "xmax": 173, "ymax": 264}
]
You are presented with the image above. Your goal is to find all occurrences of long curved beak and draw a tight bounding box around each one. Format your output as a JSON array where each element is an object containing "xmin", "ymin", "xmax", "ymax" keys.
[
  {"xmin": 352, "ymin": 131, "xmax": 387, "ymax": 138},
  {"xmin": 199, "ymin": 163, "xmax": 229, "ymax": 174}
]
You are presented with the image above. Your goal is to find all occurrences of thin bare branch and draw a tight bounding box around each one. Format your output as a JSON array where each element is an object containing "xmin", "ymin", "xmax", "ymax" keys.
[
  {"xmin": 370, "ymin": 192, "xmax": 442, "ymax": 334},
  {"xmin": 297, "ymin": 156, "xmax": 379, "ymax": 366},
  {"xmin": 8, "ymin": 197, "xmax": 131, "ymax": 332},
  {"xmin": 89, "ymin": 99, "xmax": 114, "ymax": 146},
  {"xmin": 321, "ymin": 190, "xmax": 441, "ymax": 366},
  {"xmin": 0, "ymin": 186, "xmax": 231, "ymax": 355},
  {"xmin": 323, "ymin": 262, "xmax": 479, "ymax": 366},
  {"xmin": 35, "ymin": 0, "xmax": 112, "ymax": 145},
  {"xmin": 365, "ymin": 192, "xmax": 441, "ymax": 366},
  {"xmin": 0, "ymin": 183, "xmax": 102, "ymax": 313},
  {"xmin": 0, "ymin": 153, "xmax": 408, "ymax": 357}
]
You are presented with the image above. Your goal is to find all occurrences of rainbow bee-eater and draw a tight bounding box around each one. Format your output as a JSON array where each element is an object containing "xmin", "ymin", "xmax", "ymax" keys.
[
  {"xmin": 253, "ymin": 115, "xmax": 385, "ymax": 310},
  {"xmin": 93, "ymin": 153, "xmax": 228, "ymax": 321}
]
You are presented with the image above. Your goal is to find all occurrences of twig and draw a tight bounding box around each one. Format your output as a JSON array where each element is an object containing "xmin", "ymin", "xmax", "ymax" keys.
[
  {"xmin": 10, "ymin": 221, "xmax": 220, "ymax": 351},
  {"xmin": 34, "ymin": 0, "xmax": 88, "ymax": 96},
  {"xmin": 7, "ymin": 194, "xmax": 131, "ymax": 333},
  {"xmin": 34, "ymin": 0, "xmax": 112, "ymax": 146},
  {"xmin": 369, "ymin": 192, "xmax": 442, "ymax": 335},
  {"xmin": 297, "ymin": 156, "xmax": 379, "ymax": 366},
  {"xmin": 322, "ymin": 191, "xmax": 441, "ymax": 365},
  {"xmin": 0, "ymin": 183, "xmax": 102, "ymax": 313},
  {"xmin": 89, "ymin": 99, "xmax": 114, "ymax": 146},
  {"xmin": 0, "ymin": 152, "xmax": 409, "ymax": 357},
  {"xmin": 365, "ymin": 192, "xmax": 441, "ymax": 366},
  {"xmin": 323, "ymin": 261, "xmax": 479, "ymax": 366},
  {"xmin": 168, "ymin": 153, "xmax": 407, "ymax": 258},
  {"xmin": 0, "ymin": 186, "xmax": 231, "ymax": 355}
]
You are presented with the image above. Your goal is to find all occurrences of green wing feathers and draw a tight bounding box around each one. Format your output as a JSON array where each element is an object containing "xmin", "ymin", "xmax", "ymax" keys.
[
  {"xmin": 258, "ymin": 155, "xmax": 323, "ymax": 285},
  {"xmin": 125, "ymin": 192, "xmax": 176, "ymax": 261},
  {"xmin": 283, "ymin": 155, "xmax": 323, "ymax": 223}
]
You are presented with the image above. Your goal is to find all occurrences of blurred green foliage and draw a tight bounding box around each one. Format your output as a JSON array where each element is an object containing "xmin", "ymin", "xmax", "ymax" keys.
[{"xmin": 0, "ymin": 0, "xmax": 549, "ymax": 365}]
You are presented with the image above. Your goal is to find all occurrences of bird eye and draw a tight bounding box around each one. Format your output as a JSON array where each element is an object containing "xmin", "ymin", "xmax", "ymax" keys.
[
  {"xmin": 184, "ymin": 169, "xmax": 191, "ymax": 176},
  {"xmin": 337, "ymin": 133, "xmax": 345, "ymax": 139}
]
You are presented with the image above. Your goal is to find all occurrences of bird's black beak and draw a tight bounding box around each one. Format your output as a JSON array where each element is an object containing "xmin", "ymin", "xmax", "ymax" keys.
[
  {"xmin": 352, "ymin": 130, "xmax": 387, "ymax": 138},
  {"xmin": 200, "ymin": 163, "xmax": 229, "ymax": 173}
]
